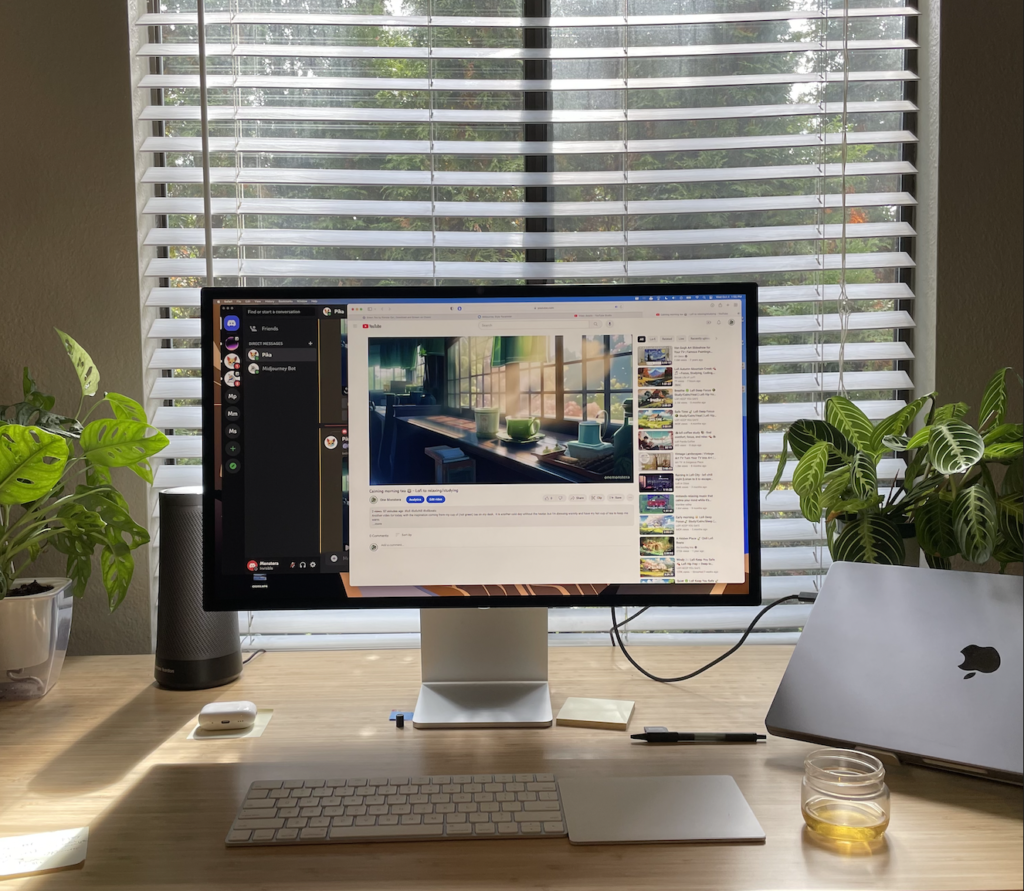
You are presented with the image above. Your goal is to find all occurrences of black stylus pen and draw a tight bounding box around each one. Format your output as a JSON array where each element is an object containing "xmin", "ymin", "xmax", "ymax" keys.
[{"xmin": 630, "ymin": 732, "xmax": 766, "ymax": 743}]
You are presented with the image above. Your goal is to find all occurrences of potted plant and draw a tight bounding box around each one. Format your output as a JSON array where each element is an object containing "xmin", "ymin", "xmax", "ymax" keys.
[
  {"xmin": 767, "ymin": 368, "xmax": 1022, "ymax": 571},
  {"xmin": 0, "ymin": 330, "xmax": 167, "ymax": 699}
]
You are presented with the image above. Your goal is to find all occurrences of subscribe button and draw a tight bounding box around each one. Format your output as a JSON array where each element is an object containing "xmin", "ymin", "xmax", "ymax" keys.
[{"xmin": 406, "ymin": 495, "xmax": 445, "ymax": 504}]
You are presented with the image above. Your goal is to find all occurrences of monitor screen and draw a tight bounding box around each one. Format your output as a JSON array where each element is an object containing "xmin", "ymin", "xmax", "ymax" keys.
[{"xmin": 202, "ymin": 284, "xmax": 760, "ymax": 610}]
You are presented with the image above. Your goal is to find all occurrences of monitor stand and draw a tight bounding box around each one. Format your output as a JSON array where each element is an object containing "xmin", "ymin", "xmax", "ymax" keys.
[{"xmin": 413, "ymin": 607, "xmax": 552, "ymax": 729}]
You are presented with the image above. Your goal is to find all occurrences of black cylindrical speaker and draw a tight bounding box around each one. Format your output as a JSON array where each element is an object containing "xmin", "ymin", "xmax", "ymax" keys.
[{"xmin": 155, "ymin": 487, "xmax": 242, "ymax": 689}]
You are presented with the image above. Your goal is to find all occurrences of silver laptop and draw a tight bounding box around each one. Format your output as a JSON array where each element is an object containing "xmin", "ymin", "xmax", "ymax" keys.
[{"xmin": 766, "ymin": 562, "xmax": 1023, "ymax": 785}]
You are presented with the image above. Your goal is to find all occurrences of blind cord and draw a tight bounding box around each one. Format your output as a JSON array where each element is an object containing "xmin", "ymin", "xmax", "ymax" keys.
[
  {"xmin": 608, "ymin": 593, "xmax": 817, "ymax": 684},
  {"xmin": 196, "ymin": 0, "xmax": 214, "ymax": 286}
]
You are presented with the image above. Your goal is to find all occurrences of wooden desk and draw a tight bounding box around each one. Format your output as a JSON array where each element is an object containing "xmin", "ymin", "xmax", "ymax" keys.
[{"xmin": 1, "ymin": 647, "xmax": 1020, "ymax": 890}]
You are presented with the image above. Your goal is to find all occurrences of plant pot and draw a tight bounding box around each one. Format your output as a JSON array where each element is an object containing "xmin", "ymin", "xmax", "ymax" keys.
[{"xmin": 0, "ymin": 578, "xmax": 74, "ymax": 701}]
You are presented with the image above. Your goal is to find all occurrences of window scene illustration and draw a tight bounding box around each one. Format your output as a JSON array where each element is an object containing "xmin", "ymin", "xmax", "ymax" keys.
[{"xmin": 367, "ymin": 334, "xmax": 634, "ymax": 485}]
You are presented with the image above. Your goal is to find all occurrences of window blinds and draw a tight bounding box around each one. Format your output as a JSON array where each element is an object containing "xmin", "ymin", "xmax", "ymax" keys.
[{"xmin": 134, "ymin": 0, "xmax": 919, "ymax": 635}]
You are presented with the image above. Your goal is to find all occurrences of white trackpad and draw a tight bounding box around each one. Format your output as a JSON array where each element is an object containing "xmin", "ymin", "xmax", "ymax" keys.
[{"xmin": 558, "ymin": 775, "xmax": 765, "ymax": 845}]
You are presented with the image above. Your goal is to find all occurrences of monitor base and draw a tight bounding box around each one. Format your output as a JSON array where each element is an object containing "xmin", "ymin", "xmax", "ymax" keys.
[
  {"xmin": 413, "ymin": 607, "xmax": 552, "ymax": 729},
  {"xmin": 413, "ymin": 681, "xmax": 552, "ymax": 728}
]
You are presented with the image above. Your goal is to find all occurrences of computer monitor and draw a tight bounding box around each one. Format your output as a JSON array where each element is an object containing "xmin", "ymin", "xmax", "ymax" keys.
[{"xmin": 201, "ymin": 284, "xmax": 760, "ymax": 726}]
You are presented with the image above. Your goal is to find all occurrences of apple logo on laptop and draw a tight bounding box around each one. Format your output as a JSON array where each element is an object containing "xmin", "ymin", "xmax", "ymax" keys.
[{"xmin": 959, "ymin": 645, "xmax": 1001, "ymax": 679}]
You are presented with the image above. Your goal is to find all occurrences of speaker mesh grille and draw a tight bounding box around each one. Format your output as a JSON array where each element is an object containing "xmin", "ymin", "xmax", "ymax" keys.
[{"xmin": 157, "ymin": 500, "xmax": 239, "ymax": 661}]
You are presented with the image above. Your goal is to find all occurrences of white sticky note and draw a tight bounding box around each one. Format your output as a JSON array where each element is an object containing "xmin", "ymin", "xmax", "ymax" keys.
[
  {"xmin": 188, "ymin": 708, "xmax": 273, "ymax": 740},
  {"xmin": 0, "ymin": 827, "xmax": 88, "ymax": 879}
]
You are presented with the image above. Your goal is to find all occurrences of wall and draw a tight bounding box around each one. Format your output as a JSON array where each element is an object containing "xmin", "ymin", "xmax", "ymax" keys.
[
  {"xmin": 935, "ymin": 0, "xmax": 1023, "ymax": 575},
  {"xmin": 0, "ymin": 2, "xmax": 153, "ymax": 653},
  {"xmin": 935, "ymin": 0, "xmax": 1024, "ymax": 416}
]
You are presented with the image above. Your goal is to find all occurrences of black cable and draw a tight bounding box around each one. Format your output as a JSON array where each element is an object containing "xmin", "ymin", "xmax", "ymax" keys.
[
  {"xmin": 607, "ymin": 606, "xmax": 650, "ymax": 645},
  {"xmin": 609, "ymin": 593, "xmax": 817, "ymax": 684},
  {"xmin": 242, "ymin": 649, "xmax": 266, "ymax": 665}
]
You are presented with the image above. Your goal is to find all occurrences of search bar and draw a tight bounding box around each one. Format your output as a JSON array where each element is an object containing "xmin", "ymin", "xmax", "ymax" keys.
[{"xmin": 478, "ymin": 319, "xmax": 596, "ymax": 331}]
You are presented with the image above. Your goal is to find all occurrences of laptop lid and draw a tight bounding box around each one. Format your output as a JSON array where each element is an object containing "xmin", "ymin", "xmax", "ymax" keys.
[{"xmin": 766, "ymin": 562, "xmax": 1023, "ymax": 784}]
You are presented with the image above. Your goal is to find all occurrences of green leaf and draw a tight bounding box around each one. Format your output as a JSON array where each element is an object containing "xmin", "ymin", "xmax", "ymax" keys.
[
  {"xmin": 0, "ymin": 425, "xmax": 70, "ymax": 505},
  {"xmin": 929, "ymin": 420, "xmax": 985, "ymax": 475},
  {"xmin": 792, "ymin": 441, "xmax": 830, "ymax": 521},
  {"xmin": 0, "ymin": 402, "xmax": 82, "ymax": 439},
  {"xmin": 22, "ymin": 368, "xmax": 55, "ymax": 412},
  {"xmin": 820, "ymin": 467, "xmax": 851, "ymax": 515},
  {"xmin": 106, "ymin": 393, "xmax": 148, "ymax": 423},
  {"xmin": 766, "ymin": 431, "xmax": 790, "ymax": 496},
  {"xmin": 881, "ymin": 434, "xmax": 909, "ymax": 451},
  {"xmin": 914, "ymin": 496, "xmax": 959, "ymax": 559},
  {"xmin": 788, "ymin": 419, "xmax": 854, "ymax": 460},
  {"xmin": 826, "ymin": 396, "xmax": 874, "ymax": 451},
  {"xmin": 65, "ymin": 549, "xmax": 94, "ymax": 598},
  {"xmin": 830, "ymin": 496, "xmax": 883, "ymax": 515},
  {"xmin": 953, "ymin": 484, "xmax": 999, "ymax": 564},
  {"xmin": 932, "ymin": 402, "xmax": 969, "ymax": 424},
  {"xmin": 868, "ymin": 393, "xmax": 933, "ymax": 457},
  {"xmin": 983, "ymin": 423, "xmax": 1023, "ymax": 445},
  {"xmin": 983, "ymin": 442, "xmax": 1024, "ymax": 462},
  {"xmin": 906, "ymin": 426, "xmax": 932, "ymax": 450},
  {"xmin": 76, "ymin": 486, "xmax": 150, "ymax": 550},
  {"xmin": 851, "ymin": 451, "xmax": 878, "ymax": 499},
  {"xmin": 999, "ymin": 492, "xmax": 1024, "ymax": 522},
  {"xmin": 978, "ymin": 367, "xmax": 1010, "ymax": 428},
  {"xmin": 54, "ymin": 328, "xmax": 100, "ymax": 398},
  {"xmin": 1002, "ymin": 458, "xmax": 1023, "ymax": 496},
  {"xmin": 924, "ymin": 554, "xmax": 952, "ymax": 570},
  {"xmin": 100, "ymin": 531, "xmax": 134, "ymax": 611},
  {"xmin": 830, "ymin": 515, "xmax": 906, "ymax": 565},
  {"xmin": 80, "ymin": 419, "xmax": 168, "ymax": 482}
]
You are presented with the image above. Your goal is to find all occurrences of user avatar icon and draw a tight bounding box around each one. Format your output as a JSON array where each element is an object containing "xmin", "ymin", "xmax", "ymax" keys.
[
  {"xmin": 246, "ymin": 349, "xmax": 259, "ymax": 361},
  {"xmin": 224, "ymin": 335, "xmax": 240, "ymax": 351},
  {"xmin": 224, "ymin": 370, "xmax": 240, "ymax": 387},
  {"xmin": 324, "ymin": 435, "xmax": 339, "ymax": 450},
  {"xmin": 247, "ymin": 363, "xmax": 260, "ymax": 375},
  {"xmin": 224, "ymin": 353, "xmax": 240, "ymax": 369},
  {"xmin": 323, "ymin": 307, "xmax": 331, "ymax": 316}
]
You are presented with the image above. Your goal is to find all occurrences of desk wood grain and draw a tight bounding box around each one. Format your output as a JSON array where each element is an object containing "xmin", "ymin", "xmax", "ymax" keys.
[{"xmin": 0, "ymin": 647, "xmax": 1020, "ymax": 890}]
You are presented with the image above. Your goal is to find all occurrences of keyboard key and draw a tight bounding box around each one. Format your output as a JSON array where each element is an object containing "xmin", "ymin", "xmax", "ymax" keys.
[
  {"xmin": 379, "ymin": 786, "xmax": 398, "ymax": 796},
  {"xmin": 457, "ymin": 803, "xmax": 477, "ymax": 813},
  {"xmin": 282, "ymin": 780, "xmax": 304, "ymax": 789},
  {"xmin": 410, "ymin": 794, "xmax": 429, "ymax": 804},
  {"xmin": 242, "ymin": 808, "xmax": 278, "ymax": 819},
  {"xmin": 400, "ymin": 815, "xmax": 421, "ymax": 825},
  {"xmin": 252, "ymin": 781, "xmax": 282, "ymax": 790},
  {"xmin": 493, "ymin": 775, "xmax": 515, "ymax": 783},
  {"xmin": 252, "ymin": 829, "xmax": 277, "ymax": 841},
  {"xmin": 452, "ymin": 775, "xmax": 472, "ymax": 784},
  {"xmin": 323, "ymin": 806, "xmax": 345, "ymax": 817},
  {"xmin": 304, "ymin": 780, "xmax": 326, "ymax": 788},
  {"xmin": 517, "ymin": 791, "xmax": 537, "ymax": 801},
  {"xmin": 423, "ymin": 814, "xmax": 444, "ymax": 824},
  {"xmin": 501, "ymin": 802, "xmax": 522, "ymax": 812},
  {"xmin": 474, "ymin": 824, "xmax": 496, "ymax": 835},
  {"xmin": 300, "ymin": 806, "xmax": 322, "ymax": 817},
  {"xmin": 330, "ymin": 824, "xmax": 444, "ymax": 840},
  {"xmin": 365, "ymin": 795, "xmax": 385, "ymax": 806},
  {"xmin": 544, "ymin": 822, "xmax": 566, "ymax": 834},
  {"xmin": 368, "ymin": 805, "xmax": 388, "ymax": 816},
  {"xmin": 344, "ymin": 805, "xmax": 367, "ymax": 816},
  {"xmin": 447, "ymin": 813, "xmax": 467, "ymax": 824},
  {"xmin": 269, "ymin": 789, "xmax": 291, "ymax": 799},
  {"xmin": 452, "ymin": 793, "xmax": 472, "ymax": 803},
  {"xmin": 368, "ymin": 777, "xmax": 390, "ymax": 786},
  {"xmin": 464, "ymin": 783, "xmax": 483, "ymax": 793},
  {"xmin": 332, "ymin": 816, "xmax": 354, "ymax": 827},
  {"xmin": 387, "ymin": 795, "xmax": 407, "ymax": 805},
  {"xmin": 435, "ymin": 803, "xmax": 455, "ymax": 814},
  {"xmin": 524, "ymin": 801, "xmax": 559, "ymax": 812},
  {"xmin": 536, "ymin": 774, "xmax": 555, "ymax": 783},
  {"xmin": 354, "ymin": 815, "xmax": 376, "ymax": 827},
  {"xmin": 506, "ymin": 783, "xmax": 525, "ymax": 792},
  {"xmin": 484, "ymin": 783, "xmax": 503, "ymax": 792},
  {"xmin": 421, "ymin": 785, "xmax": 440, "ymax": 795},
  {"xmin": 539, "ymin": 791, "xmax": 559, "ymax": 801},
  {"xmin": 310, "ymin": 817, "xmax": 331, "ymax": 828},
  {"xmin": 514, "ymin": 812, "xmax": 561, "ymax": 823},
  {"xmin": 278, "ymin": 808, "xmax": 300, "ymax": 818},
  {"xmin": 301, "ymin": 827, "xmax": 329, "ymax": 840},
  {"xmin": 431, "ymin": 776, "xmax": 451, "ymax": 785},
  {"xmin": 410, "ymin": 777, "xmax": 432, "ymax": 785},
  {"xmin": 234, "ymin": 818, "xmax": 285, "ymax": 830},
  {"xmin": 378, "ymin": 815, "xmax": 399, "ymax": 826},
  {"xmin": 527, "ymin": 783, "xmax": 556, "ymax": 791},
  {"xmin": 392, "ymin": 804, "xmax": 412, "ymax": 815},
  {"xmin": 480, "ymin": 802, "xmax": 500, "ymax": 813},
  {"xmin": 496, "ymin": 792, "xmax": 515, "ymax": 802},
  {"xmin": 390, "ymin": 778, "xmax": 409, "ymax": 786},
  {"xmin": 447, "ymin": 824, "xmax": 472, "ymax": 835},
  {"xmin": 246, "ymin": 789, "xmax": 270, "ymax": 800},
  {"xmin": 322, "ymin": 797, "xmax": 341, "ymax": 807},
  {"xmin": 497, "ymin": 823, "xmax": 519, "ymax": 834},
  {"xmin": 413, "ymin": 804, "xmax": 433, "ymax": 815},
  {"xmin": 286, "ymin": 818, "xmax": 307, "ymax": 829},
  {"xmin": 519, "ymin": 822, "xmax": 542, "ymax": 834},
  {"xmin": 468, "ymin": 813, "xmax": 489, "ymax": 823},
  {"xmin": 430, "ymin": 794, "xmax": 451, "ymax": 804},
  {"xmin": 492, "ymin": 812, "xmax": 512, "ymax": 823},
  {"xmin": 227, "ymin": 830, "xmax": 251, "ymax": 842},
  {"xmin": 276, "ymin": 828, "xmax": 299, "ymax": 841},
  {"xmin": 515, "ymin": 775, "xmax": 534, "ymax": 783},
  {"xmin": 473, "ymin": 792, "xmax": 494, "ymax": 802}
]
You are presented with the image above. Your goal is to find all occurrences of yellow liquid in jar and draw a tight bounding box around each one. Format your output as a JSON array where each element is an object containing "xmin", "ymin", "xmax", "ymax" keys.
[{"xmin": 802, "ymin": 799, "xmax": 889, "ymax": 842}]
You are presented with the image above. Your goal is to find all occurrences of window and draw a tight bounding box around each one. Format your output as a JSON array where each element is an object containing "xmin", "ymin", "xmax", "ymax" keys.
[{"xmin": 133, "ymin": 0, "xmax": 923, "ymax": 645}]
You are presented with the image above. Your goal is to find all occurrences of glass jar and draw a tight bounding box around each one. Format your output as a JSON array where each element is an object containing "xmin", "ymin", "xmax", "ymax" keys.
[{"xmin": 801, "ymin": 748, "xmax": 890, "ymax": 841}]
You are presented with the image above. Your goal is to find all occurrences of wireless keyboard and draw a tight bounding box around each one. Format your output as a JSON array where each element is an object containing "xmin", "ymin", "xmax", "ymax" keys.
[{"xmin": 226, "ymin": 773, "xmax": 567, "ymax": 845}]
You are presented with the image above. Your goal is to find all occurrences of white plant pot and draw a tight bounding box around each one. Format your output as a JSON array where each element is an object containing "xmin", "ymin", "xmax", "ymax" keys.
[{"xmin": 0, "ymin": 578, "xmax": 74, "ymax": 700}]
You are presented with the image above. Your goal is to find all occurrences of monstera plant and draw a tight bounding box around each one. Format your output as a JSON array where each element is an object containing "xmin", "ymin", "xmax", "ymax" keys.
[
  {"xmin": 768, "ymin": 368, "xmax": 1023, "ymax": 572},
  {"xmin": 0, "ymin": 330, "xmax": 168, "ymax": 606}
]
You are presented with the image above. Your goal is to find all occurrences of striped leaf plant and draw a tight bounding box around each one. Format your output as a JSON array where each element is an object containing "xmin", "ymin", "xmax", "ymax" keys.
[{"xmin": 768, "ymin": 368, "xmax": 1022, "ymax": 572}]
